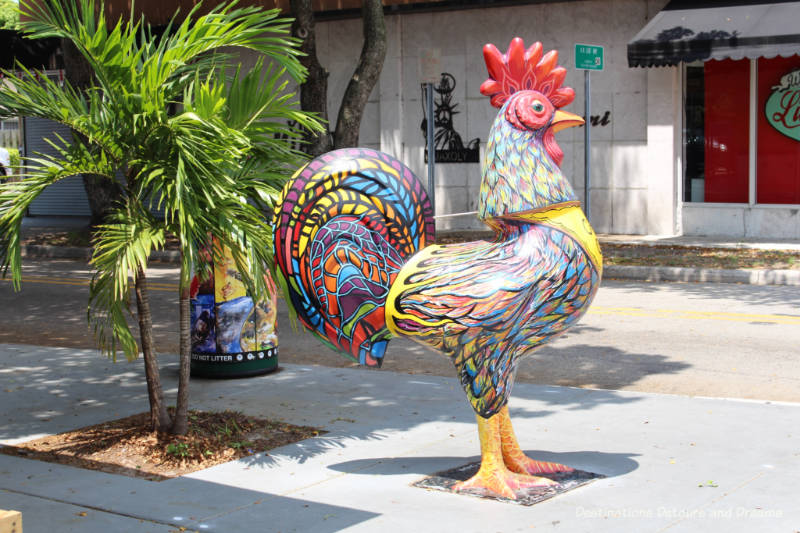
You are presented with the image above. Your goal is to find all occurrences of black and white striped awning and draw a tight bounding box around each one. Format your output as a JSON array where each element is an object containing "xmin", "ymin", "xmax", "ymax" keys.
[{"xmin": 628, "ymin": 0, "xmax": 800, "ymax": 67}]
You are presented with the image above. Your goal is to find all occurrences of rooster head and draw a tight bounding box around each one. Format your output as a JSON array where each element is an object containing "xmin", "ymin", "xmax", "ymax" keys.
[{"xmin": 480, "ymin": 38, "xmax": 583, "ymax": 166}]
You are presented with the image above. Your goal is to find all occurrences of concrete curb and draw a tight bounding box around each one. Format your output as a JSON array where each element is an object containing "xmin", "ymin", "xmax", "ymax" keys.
[
  {"xmin": 598, "ymin": 235, "xmax": 800, "ymax": 252},
  {"xmin": 21, "ymin": 244, "xmax": 180, "ymax": 263},
  {"xmin": 21, "ymin": 244, "xmax": 92, "ymax": 261},
  {"xmin": 604, "ymin": 265, "xmax": 800, "ymax": 286},
  {"xmin": 20, "ymin": 244, "xmax": 800, "ymax": 286}
]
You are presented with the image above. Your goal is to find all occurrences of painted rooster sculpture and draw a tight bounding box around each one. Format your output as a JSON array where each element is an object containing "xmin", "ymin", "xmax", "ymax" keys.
[{"xmin": 273, "ymin": 38, "xmax": 602, "ymax": 499}]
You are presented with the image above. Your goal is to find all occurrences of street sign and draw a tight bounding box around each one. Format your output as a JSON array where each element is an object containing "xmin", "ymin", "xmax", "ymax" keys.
[
  {"xmin": 419, "ymin": 48, "xmax": 442, "ymax": 83},
  {"xmin": 575, "ymin": 44, "xmax": 604, "ymax": 71},
  {"xmin": 575, "ymin": 43, "xmax": 603, "ymax": 223}
]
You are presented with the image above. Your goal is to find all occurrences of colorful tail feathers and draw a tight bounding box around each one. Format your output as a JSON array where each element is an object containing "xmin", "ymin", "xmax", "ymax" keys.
[{"xmin": 273, "ymin": 148, "xmax": 435, "ymax": 367}]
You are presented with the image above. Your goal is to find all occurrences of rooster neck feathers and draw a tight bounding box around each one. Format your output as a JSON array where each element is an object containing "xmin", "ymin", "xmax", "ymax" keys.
[
  {"xmin": 478, "ymin": 107, "xmax": 577, "ymax": 221},
  {"xmin": 478, "ymin": 38, "xmax": 579, "ymax": 222}
]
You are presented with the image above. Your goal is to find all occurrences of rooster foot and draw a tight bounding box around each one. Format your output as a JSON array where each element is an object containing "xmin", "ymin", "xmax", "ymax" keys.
[
  {"xmin": 497, "ymin": 405, "xmax": 574, "ymax": 476},
  {"xmin": 504, "ymin": 454, "xmax": 574, "ymax": 476},
  {"xmin": 458, "ymin": 409, "xmax": 559, "ymax": 499},
  {"xmin": 454, "ymin": 465, "xmax": 556, "ymax": 500}
]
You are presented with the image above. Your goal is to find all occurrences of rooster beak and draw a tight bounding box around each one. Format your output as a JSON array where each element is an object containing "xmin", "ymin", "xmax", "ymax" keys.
[{"xmin": 550, "ymin": 110, "xmax": 584, "ymax": 132}]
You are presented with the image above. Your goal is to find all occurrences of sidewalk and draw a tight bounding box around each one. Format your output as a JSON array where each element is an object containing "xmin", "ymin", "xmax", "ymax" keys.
[
  {"xmin": 598, "ymin": 235, "xmax": 800, "ymax": 286},
  {"xmin": 596, "ymin": 233, "xmax": 800, "ymax": 286},
  {"xmin": 566, "ymin": 232, "xmax": 800, "ymax": 285},
  {"xmin": 598, "ymin": 233, "xmax": 800, "ymax": 252},
  {"xmin": 1, "ymin": 343, "xmax": 798, "ymax": 532}
]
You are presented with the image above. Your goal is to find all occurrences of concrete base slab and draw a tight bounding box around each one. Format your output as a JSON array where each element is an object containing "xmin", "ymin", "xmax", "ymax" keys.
[{"xmin": 413, "ymin": 462, "xmax": 604, "ymax": 505}]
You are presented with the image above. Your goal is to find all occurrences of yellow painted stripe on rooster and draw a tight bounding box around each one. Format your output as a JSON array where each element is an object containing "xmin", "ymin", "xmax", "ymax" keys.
[
  {"xmin": 385, "ymin": 244, "xmax": 452, "ymax": 337},
  {"xmin": 377, "ymin": 159, "xmax": 397, "ymax": 174},
  {"xmin": 512, "ymin": 203, "xmax": 603, "ymax": 275},
  {"xmin": 359, "ymin": 158, "xmax": 379, "ymax": 171}
]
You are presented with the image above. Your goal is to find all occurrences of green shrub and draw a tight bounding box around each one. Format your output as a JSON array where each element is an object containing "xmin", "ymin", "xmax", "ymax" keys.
[
  {"xmin": 8, "ymin": 148, "xmax": 19, "ymax": 170},
  {"xmin": 0, "ymin": 0, "xmax": 19, "ymax": 30}
]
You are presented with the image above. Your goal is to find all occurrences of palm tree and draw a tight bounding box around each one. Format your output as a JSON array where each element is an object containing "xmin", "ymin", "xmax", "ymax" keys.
[{"xmin": 0, "ymin": 0, "xmax": 321, "ymax": 433}]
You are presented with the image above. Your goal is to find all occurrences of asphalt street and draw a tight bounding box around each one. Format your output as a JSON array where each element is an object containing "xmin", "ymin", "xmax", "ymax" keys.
[{"xmin": 2, "ymin": 258, "xmax": 799, "ymax": 402}]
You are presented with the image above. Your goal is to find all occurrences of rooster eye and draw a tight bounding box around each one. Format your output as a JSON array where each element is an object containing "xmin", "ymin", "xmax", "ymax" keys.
[{"xmin": 532, "ymin": 101, "xmax": 545, "ymax": 113}]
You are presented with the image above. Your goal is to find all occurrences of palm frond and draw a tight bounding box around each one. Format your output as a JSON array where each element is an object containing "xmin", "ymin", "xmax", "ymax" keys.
[
  {"xmin": 87, "ymin": 267, "xmax": 139, "ymax": 362},
  {"xmin": 89, "ymin": 207, "xmax": 165, "ymax": 360},
  {"xmin": 0, "ymin": 65, "xmax": 87, "ymax": 127},
  {"xmin": 225, "ymin": 59, "xmax": 324, "ymax": 145},
  {"xmin": 0, "ymin": 141, "xmax": 117, "ymax": 287},
  {"xmin": 143, "ymin": 2, "xmax": 307, "ymax": 103},
  {"xmin": 0, "ymin": 67, "xmax": 128, "ymax": 163},
  {"xmin": 18, "ymin": 0, "xmax": 144, "ymax": 101}
]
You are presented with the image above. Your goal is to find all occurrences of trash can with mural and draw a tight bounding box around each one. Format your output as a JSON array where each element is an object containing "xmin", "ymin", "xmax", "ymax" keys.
[{"xmin": 189, "ymin": 245, "xmax": 278, "ymax": 378}]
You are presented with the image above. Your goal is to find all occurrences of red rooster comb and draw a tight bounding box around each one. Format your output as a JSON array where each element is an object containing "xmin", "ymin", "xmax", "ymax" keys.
[{"xmin": 480, "ymin": 37, "xmax": 575, "ymax": 109}]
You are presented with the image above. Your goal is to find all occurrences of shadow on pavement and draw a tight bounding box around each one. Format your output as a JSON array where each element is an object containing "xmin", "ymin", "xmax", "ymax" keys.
[
  {"xmin": 522, "ymin": 341, "xmax": 692, "ymax": 391},
  {"xmin": 327, "ymin": 450, "xmax": 639, "ymax": 479},
  {"xmin": 0, "ymin": 453, "xmax": 379, "ymax": 532}
]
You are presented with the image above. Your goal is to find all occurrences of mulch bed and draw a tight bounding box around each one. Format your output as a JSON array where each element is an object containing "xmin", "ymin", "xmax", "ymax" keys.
[{"xmin": 0, "ymin": 409, "xmax": 323, "ymax": 481}]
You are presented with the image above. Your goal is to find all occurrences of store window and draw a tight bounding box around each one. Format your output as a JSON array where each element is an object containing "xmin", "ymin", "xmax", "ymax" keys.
[
  {"xmin": 684, "ymin": 64, "xmax": 705, "ymax": 202},
  {"xmin": 684, "ymin": 56, "xmax": 800, "ymax": 205},
  {"xmin": 0, "ymin": 117, "xmax": 21, "ymax": 150},
  {"xmin": 684, "ymin": 59, "xmax": 750, "ymax": 203},
  {"xmin": 757, "ymin": 55, "xmax": 800, "ymax": 204}
]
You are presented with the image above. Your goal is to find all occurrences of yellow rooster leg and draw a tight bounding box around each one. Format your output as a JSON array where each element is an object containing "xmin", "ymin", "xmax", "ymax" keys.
[
  {"xmin": 498, "ymin": 406, "xmax": 574, "ymax": 475},
  {"xmin": 454, "ymin": 412, "xmax": 556, "ymax": 499}
]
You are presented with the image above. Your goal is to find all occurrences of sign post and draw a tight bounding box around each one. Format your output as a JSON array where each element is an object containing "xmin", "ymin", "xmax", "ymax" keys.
[
  {"xmin": 574, "ymin": 44, "xmax": 604, "ymax": 224},
  {"xmin": 420, "ymin": 49, "xmax": 441, "ymax": 218}
]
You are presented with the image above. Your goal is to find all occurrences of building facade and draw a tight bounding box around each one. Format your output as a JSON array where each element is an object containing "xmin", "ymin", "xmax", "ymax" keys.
[
  {"xmin": 281, "ymin": 0, "xmax": 678, "ymax": 235},
  {"xmin": 629, "ymin": 0, "xmax": 800, "ymax": 238},
  {"xmin": 16, "ymin": 0, "xmax": 800, "ymax": 238}
]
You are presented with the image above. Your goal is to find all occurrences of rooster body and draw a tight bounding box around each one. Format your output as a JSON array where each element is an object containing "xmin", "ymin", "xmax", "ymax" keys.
[
  {"xmin": 387, "ymin": 216, "xmax": 600, "ymax": 418},
  {"xmin": 274, "ymin": 38, "xmax": 601, "ymax": 499}
]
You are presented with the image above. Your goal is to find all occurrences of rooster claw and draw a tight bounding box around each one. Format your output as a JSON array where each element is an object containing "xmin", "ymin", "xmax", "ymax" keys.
[
  {"xmin": 505, "ymin": 456, "xmax": 574, "ymax": 476},
  {"xmin": 454, "ymin": 469, "xmax": 557, "ymax": 500}
]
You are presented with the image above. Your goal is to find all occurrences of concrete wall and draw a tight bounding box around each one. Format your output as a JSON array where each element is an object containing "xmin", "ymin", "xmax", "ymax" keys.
[
  {"xmin": 304, "ymin": 0, "xmax": 675, "ymax": 234},
  {"xmin": 682, "ymin": 205, "xmax": 800, "ymax": 239}
]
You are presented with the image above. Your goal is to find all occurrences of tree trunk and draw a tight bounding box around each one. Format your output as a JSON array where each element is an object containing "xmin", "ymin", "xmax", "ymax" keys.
[
  {"xmin": 171, "ymin": 263, "xmax": 192, "ymax": 435},
  {"xmin": 81, "ymin": 174, "xmax": 122, "ymax": 227},
  {"xmin": 134, "ymin": 264, "xmax": 171, "ymax": 432},
  {"xmin": 290, "ymin": 0, "xmax": 332, "ymax": 156},
  {"xmin": 61, "ymin": 38, "xmax": 93, "ymax": 91},
  {"xmin": 62, "ymin": 38, "xmax": 121, "ymax": 227},
  {"xmin": 333, "ymin": 0, "xmax": 387, "ymax": 149}
]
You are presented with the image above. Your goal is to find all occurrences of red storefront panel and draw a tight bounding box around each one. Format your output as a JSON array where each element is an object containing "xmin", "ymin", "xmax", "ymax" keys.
[
  {"xmin": 704, "ymin": 59, "xmax": 750, "ymax": 203},
  {"xmin": 757, "ymin": 55, "xmax": 800, "ymax": 205}
]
